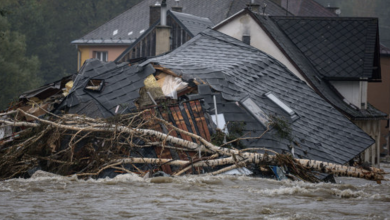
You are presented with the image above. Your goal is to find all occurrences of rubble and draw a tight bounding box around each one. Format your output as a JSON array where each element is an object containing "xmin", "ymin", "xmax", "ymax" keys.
[
  {"xmin": 0, "ymin": 29, "xmax": 387, "ymax": 183},
  {"xmin": 0, "ymin": 85, "xmax": 386, "ymax": 183}
]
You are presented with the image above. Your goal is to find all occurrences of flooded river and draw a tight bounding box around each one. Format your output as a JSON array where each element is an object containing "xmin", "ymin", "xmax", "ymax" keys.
[{"xmin": 1, "ymin": 164, "xmax": 390, "ymax": 220}]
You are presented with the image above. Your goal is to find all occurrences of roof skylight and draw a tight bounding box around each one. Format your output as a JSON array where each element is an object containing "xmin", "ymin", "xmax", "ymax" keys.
[
  {"xmin": 113, "ymin": 29, "xmax": 118, "ymax": 35},
  {"xmin": 128, "ymin": 31, "xmax": 133, "ymax": 36},
  {"xmin": 240, "ymin": 97, "xmax": 270, "ymax": 127},
  {"xmin": 265, "ymin": 92, "xmax": 295, "ymax": 116}
]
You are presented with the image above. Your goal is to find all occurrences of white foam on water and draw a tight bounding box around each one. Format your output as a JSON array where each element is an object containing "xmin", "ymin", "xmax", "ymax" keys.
[
  {"xmin": 248, "ymin": 185, "xmax": 311, "ymax": 196},
  {"xmin": 91, "ymin": 173, "xmax": 145, "ymax": 184}
]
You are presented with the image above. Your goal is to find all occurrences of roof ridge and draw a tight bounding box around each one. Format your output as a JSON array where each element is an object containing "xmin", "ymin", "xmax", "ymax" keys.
[
  {"xmin": 170, "ymin": 10, "xmax": 211, "ymax": 21},
  {"xmin": 306, "ymin": 0, "xmax": 338, "ymax": 16},
  {"xmin": 76, "ymin": 0, "xmax": 147, "ymax": 40},
  {"xmin": 270, "ymin": 16, "xmax": 378, "ymax": 20}
]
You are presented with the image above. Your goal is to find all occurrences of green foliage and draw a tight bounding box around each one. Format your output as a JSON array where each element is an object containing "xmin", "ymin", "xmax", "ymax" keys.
[
  {"xmin": 270, "ymin": 115, "xmax": 293, "ymax": 142},
  {"xmin": 211, "ymin": 122, "xmax": 246, "ymax": 149},
  {"xmin": 0, "ymin": 15, "xmax": 41, "ymax": 110}
]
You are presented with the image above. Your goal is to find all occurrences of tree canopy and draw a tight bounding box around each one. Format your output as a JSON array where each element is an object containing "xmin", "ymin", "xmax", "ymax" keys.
[
  {"xmin": 0, "ymin": 13, "xmax": 41, "ymax": 109},
  {"xmin": 0, "ymin": 0, "xmax": 142, "ymax": 109}
]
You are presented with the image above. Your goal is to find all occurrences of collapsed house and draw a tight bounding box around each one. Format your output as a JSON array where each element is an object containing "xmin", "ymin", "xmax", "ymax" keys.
[
  {"xmin": 32, "ymin": 29, "xmax": 373, "ymax": 178},
  {"xmin": 1, "ymin": 28, "xmax": 387, "ymax": 182}
]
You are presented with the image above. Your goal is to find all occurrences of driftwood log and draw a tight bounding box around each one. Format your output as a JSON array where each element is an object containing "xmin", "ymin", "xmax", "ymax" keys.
[{"xmin": 0, "ymin": 109, "xmax": 387, "ymax": 183}]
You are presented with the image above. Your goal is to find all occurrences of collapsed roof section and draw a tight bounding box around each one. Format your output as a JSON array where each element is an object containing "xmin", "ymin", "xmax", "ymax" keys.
[
  {"xmin": 57, "ymin": 60, "xmax": 155, "ymax": 118},
  {"xmin": 140, "ymin": 29, "xmax": 374, "ymax": 165},
  {"xmin": 61, "ymin": 29, "xmax": 374, "ymax": 165}
]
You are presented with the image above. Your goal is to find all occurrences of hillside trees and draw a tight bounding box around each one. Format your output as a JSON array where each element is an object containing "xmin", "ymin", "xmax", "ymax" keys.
[
  {"xmin": 0, "ymin": 0, "xmax": 141, "ymax": 108},
  {"xmin": 0, "ymin": 12, "xmax": 41, "ymax": 109},
  {"xmin": 5, "ymin": 0, "xmax": 142, "ymax": 83}
]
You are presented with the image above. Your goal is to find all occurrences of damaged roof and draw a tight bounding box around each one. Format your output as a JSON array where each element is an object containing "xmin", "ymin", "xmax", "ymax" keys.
[
  {"xmin": 139, "ymin": 29, "xmax": 374, "ymax": 165},
  {"xmin": 71, "ymin": 0, "xmax": 290, "ymax": 45},
  {"xmin": 271, "ymin": 16, "xmax": 381, "ymax": 81},
  {"xmin": 57, "ymin": 60, "xmax": 155, "ymax": 118},
  {"xmin": 250, "ymin": 13, "xmax": 385, "ymax": 120}
]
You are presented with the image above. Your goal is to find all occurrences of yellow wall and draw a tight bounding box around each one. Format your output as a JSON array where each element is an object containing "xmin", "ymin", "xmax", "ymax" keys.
[{"xmin": 77, "ymin": 45, "xmax": 130, "ymax": 70}]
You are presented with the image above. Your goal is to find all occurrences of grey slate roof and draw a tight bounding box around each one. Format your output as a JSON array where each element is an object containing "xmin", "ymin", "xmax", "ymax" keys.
[
  {"xmin": 279, "ymin": 0, "xmax": 337, "ymax": 17},
  {"xmin": 57, "ymin": 59, "xmax": 154, "ymax": 118},
  {"xmin": 271, "ymin": 16, "xmax": 381, "ymax": 80},
  {"xmin": 381, "ymin": 44, "xmax": 390, "ymax": 56},
  {"xmin": 170, "ymin": 11, "xmax": 214, "ymax": 36},
  {"xmin": 115, "ymin": 10, "xmax": 214, "ymax": 62},
  {"xmin": 140, "ymin": 29, "xmax": 374, "ymax": 165},
  {"xmin": 250, "ymin": 13, "xmax": 385, "ymax": 120},
  {"xmin": 72, "ymin": 0, "xmax": 289, "ymax": 45}
]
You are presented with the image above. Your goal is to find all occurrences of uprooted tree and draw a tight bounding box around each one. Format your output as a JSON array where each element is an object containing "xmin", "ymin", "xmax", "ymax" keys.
[{"xmin": 0, "ymin": 109, "xmax": 387, "ymax": 183}]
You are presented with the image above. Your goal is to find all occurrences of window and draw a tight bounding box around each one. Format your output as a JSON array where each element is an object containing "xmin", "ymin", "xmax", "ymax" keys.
[
  {"xmin": 265, "ymin": 92, "xmax": 295, "ymax": 116},
  {"xmin": 94, "ymin": 51, "xmax": 108, "ymax": 62},
  {"xmin": 265, "ymin": 92, "xmax": 298, "ymax": 120},
  {"xmin": 242, "ymin": 35, "xmax": 251, "ymax": 45},
  {"xmin": 241, "ymin": 97, "xmax": 270, "ymax": 127}
]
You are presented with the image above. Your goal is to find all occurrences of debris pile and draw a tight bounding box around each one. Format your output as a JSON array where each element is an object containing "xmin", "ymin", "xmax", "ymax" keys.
[
  {"xmin": 0, "ymin": 57, "xmax": 387, "ymax": 183},
  {"xmin": 0, "ymin": 108, "xmax": 386, "ymax": 183}
]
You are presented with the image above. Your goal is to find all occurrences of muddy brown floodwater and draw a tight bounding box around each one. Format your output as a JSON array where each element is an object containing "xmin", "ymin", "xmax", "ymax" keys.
[{"xmin": 0, "ymin": 164, "xmax": 389, "ymax": 220}]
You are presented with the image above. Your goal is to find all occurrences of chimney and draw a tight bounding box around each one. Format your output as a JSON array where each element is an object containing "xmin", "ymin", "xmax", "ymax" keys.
[
  {"xmin": 155, "ymin": 0, "xmax": 171, "ymax": 55},
  {"xmin": 326, "ymin": 6, "xmax": 341, "ymax": 16},
  {"xmin": 247, "ymin": 0, "xmax": 260, "ymax": 14},
  {"xmin": 172, "ymin": 0, "xmax": 182, "ymax": 12},
  {"xmin": 149, "ymin": 2, "xmax": 161, "ymax": 26}
]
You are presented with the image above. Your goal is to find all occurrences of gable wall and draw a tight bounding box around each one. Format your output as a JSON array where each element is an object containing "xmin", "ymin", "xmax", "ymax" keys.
[
  {"xmin": 330, "ymin": 81, "xmax": 367, "ymax": 109},
  {"xmin": 215, "ymin": 13, "xmax": 306, "ymax": 82}
]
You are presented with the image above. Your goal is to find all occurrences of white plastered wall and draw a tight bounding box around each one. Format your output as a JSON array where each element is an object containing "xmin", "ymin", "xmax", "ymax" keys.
[
  {"xmin": 331, "ymin": 81, "xmax": 368, "ymax": 109},
  {"xmin": 215, "ymin": 13, "xmax": 306, "ymax": 82},
  {"xmin": 354, "ymin": 119, "xmax": 381, "ymax": 167}
]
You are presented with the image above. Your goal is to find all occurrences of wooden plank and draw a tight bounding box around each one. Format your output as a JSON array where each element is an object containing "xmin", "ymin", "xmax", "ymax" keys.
[
  {"xmin": 142, "ymin": 109, "xmax": 172, "ymax": 174},
  {"xmin": 158, "ymin": 107, "xmax": 188, "ymax": 161},
  {"xmin": 188, "ymin": 101, "xmax": 206, "ymax": 140},
  {"xmin": 153, "ymin": 65, "xmax": 179, "ymax": 77},
  {"xmin": 183, "ymin": 103, "xmax": 200, "ymax": 144},
  {"xmin": 191, "ymin": 100, "xmax": 211, "ymax": 141},
  {"xmin": 163, "ymin": 106, "xmax": 200, "ymax": 174},
  {"xmin": 170, "ymin": 106, "xmax": 192, "ymax": 142}
]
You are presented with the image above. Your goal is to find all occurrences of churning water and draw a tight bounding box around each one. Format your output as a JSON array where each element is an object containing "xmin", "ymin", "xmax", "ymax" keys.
[{"xmin": 1, "ymin": 164, "xmax": 390, "ymax": 220}]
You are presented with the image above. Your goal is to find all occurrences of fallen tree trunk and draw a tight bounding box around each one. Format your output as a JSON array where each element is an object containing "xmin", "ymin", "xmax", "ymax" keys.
[{"xmin": 0, "ymin": 109, "xmax": 386, "ymax": 183}]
